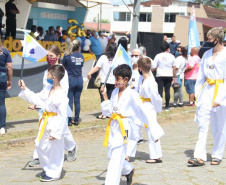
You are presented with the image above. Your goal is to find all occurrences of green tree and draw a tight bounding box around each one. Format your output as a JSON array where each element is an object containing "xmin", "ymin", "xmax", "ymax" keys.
[{"xmin": 192, "ymin": 0, "xmax": 226, "ymax": 10}]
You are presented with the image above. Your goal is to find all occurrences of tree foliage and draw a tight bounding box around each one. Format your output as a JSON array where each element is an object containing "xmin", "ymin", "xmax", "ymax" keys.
[{"xmin": 192, "ymin": 0, "xmax": 226, "ymax": 10}]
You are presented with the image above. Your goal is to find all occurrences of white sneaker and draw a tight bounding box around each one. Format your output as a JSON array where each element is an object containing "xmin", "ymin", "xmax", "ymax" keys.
[{"xmin": 1, "ymin": 127, "xmax": 5, "ymax": 135}]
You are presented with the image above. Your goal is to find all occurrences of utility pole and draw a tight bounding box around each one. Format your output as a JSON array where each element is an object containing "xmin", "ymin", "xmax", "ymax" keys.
[
  {"xmin": 130, "ymin": 0, "xmax": 141, "ymax": 52},
  {"xmin": 100, "ymin": 3, "xmax": 102, "ymax": 31}
]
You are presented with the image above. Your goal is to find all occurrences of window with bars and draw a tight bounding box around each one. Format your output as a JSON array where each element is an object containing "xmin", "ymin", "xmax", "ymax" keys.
[
  {"xmin": 164, "ymin": 13, "xmax": 184, "ymax": 22},
  {"xmin": 139, "ymin": 13, "xmax": 152, "ymax": 22},
  {"xmin": 41, "ymin": 12, "xmax": 67, "ymax": 20},
  {"xmin": 113, "ymin": 12, "xmax": 131, "ymax": 21}
]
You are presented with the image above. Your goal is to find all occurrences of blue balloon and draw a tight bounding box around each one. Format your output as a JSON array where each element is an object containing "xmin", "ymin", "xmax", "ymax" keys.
[{"xmin": 76, "ymin": 37, "xmax": 81, "ymax": 41}]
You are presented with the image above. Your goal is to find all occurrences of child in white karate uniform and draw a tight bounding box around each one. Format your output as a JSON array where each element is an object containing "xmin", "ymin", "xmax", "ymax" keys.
[
  {"xmin": 19, "ymin": 65, "xmax": 68, "ymax": 181},
  {"xmin": 188, "ymin": 27, "xmax": 226, "ymax": 166},
  {"xmin": 100, "ymin": 64, "xmax": 164, "ymax": 185},
  {"xmin": 29, "ymin": 46, "xmax": 76, "ymax": 167},
  {"xmin": 137, "ymin": 57, "xmax": 164, "ymax": 163}
]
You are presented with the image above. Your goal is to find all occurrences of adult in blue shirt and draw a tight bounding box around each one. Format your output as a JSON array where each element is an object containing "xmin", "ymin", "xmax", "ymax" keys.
[
  {"xmin": 89, "ymin": 30, "xmax": 102, "ymax": 61},
  {"xmin": 62, "ymin": 40, "xmax": 84, "ymax": 126},
  {"xmin": 0, "ymin": 45, "xmax": 13, "ymax": 134},
  {"xmin": 169, "ymin": 36, "xmax": 179, "ymax": 56},
  {"xmin": 44, "ymin": 26, "xmax": 58, "ymax": 41}
]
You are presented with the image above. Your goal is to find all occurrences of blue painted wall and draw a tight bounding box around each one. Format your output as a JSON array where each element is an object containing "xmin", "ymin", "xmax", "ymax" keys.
[{"xmin": 27, "ymin": 6, "xmax": 87, "ymax": 32}]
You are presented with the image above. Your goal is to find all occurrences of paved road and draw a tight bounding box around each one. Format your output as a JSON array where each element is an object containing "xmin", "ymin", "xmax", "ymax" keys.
[{"xmin": 0, "ymin": 117, "xmax": 226, "ymax": 185}]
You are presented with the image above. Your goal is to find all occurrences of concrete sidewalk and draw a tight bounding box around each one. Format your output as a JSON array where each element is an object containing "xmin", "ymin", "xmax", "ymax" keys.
[{"xmin": 0, "ymin": 115, "xmax": 226, "ymax": 185}]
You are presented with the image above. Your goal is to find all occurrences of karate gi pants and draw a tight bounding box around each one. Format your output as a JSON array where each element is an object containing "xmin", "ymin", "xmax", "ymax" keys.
[
  {"xmin": 35, "ymin": 134, "xmax": 64, "ymax": 179},
  {"xmin": 145, "ymin": 127, "xmax": 162, "ymax": 159},
  {"xmin": 194, "ymin": 106, "xmax": 226, "ymax": 161},
  {"xmin": 127, "ymin": 125, "xmax": 162, "ymax": 159},
  {"xmin": 33, "ymin": 127, "xmax": 76, "ymax": 159},
  {"xmin": 105, "ymin": 144, "xmax": 133, "ymax": 185}
]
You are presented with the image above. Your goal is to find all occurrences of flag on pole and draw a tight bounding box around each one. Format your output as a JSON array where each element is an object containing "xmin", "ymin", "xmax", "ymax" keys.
[
  {"xmin": 188, "ymin": 5, "xmax": 200, "ymax": 55},
  {"xmin": 22, "ymin": 32, "xmax": 47, "ymax": 63},
  {"xmin": 111, "ymin": 44, "xmax": 132, "ymax": 69}
]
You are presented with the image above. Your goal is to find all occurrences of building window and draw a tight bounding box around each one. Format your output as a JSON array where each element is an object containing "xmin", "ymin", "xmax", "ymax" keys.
[
  {"xmin": 113, "ymin": 12, "xmax": 131, "ymax": 21},
  {"xmin": 41, "ymin": 12, "xmax": 67, "ymax": 20},
  {"xmin": 139, "ymin": 13, "xmax": 152, "ymax": 22},
  {"xmin": 165, "ymin": 13, "xmax": 181, "ymax": 22}
]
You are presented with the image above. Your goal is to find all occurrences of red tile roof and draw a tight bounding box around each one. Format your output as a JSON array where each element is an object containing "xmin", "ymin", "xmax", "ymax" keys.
[
  {"xmin": 128, "ymin": 0, "xmax": 175, "ymax": 7},
  {"xmin": 203, "ymin": 5, "xmax": 226, "ymax": 18},
  {"xmin": 183, "ymin": 16, "xmax": 226, "ymax": 28},
  {"xmin": 84, "ymin": 22, "xmax": 110, "ymax": 32}
]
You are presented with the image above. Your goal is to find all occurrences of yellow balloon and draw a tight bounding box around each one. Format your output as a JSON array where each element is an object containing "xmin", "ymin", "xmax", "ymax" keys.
[
  {"xmin": 62, "ymin": 35, "xmax": 67, "ymax": 40},
  {"xmin": 67, "ymin": 18, "xmax": 78, "ymax": 37}
]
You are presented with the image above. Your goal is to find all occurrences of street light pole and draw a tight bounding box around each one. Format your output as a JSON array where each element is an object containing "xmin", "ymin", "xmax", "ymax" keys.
[{"xmin": 130, "ymin": 0, "xmax": 141, "ymax": 52}]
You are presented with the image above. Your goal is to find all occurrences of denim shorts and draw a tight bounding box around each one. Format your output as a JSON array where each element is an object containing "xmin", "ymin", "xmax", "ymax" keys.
[{"xmin": 185, "ymin": 80, "xmax": 196, "ymax": 94}]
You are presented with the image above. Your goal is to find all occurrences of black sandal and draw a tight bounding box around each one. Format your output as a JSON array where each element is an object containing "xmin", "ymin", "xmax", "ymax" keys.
[
  {"xmin": 146, "ymin": 159, "xmax": 162, "ymax": 163},
  {"xmin": 188, "ymin": 158, "xmax": 205, "ymax": 166},
  {"xmin": 96, "ymin": 115, "xmax": 106, "ymax": 119},
  {"xmin": 211, "ymin": 158, "xmax": 221, "ymax": 165}
]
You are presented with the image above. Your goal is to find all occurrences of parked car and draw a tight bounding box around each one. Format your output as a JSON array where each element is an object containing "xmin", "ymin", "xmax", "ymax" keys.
[{"xmin": 1, "ymin": 28, "xmax": 30, "ymax": 40}]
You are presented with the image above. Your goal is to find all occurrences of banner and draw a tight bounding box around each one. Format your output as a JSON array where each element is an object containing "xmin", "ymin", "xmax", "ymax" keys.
[{"xmin": 188, "ymin": 5, "xmax": 200, "ymax": 55}]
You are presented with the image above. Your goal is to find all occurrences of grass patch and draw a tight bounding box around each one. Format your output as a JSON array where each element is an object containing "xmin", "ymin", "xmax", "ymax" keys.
[{"xmin": 6, "ymin": 84, "xmax": 101, "ymax": 121}]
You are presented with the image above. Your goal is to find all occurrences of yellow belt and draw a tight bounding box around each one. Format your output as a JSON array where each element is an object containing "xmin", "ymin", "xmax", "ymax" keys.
[
  {"xmin": 140, "ymin": 96, "xmax": 151, "ymax": 103},
  {"xmin": 103, "ymin": 113, "xmax": 128, "ymax": 147},
  {"xmin": 140, "ymin": 96, "xmax": 151, "ymax": 128},
  {"xmin": 38, "ymin": 111, "xmax": 58, "ymax": 141},
  {"xmin": 196, "ymin": 78, "xmax": 224, "ymax": 106}
]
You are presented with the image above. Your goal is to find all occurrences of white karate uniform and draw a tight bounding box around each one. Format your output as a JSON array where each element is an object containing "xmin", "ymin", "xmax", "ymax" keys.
[
  {"xmin": 139, "ymin": 76, "xmax": 163, "ymax": 159},
  {"xmin": 19, "ymin": 88, "xmax": 68, "ymax": 179},
  {"xmin": 194, "ymin": 48, "xmax": 226, "ymax": 161},
  {"xmin": 126, "ymin": 70, "xmax": 143, "ymax": 157},
  {"xmin": 102, "ymin": 86, "xmax": 164, "ymax": 185},
  {"xmin": 33, "ymin": 68, "xmax": 76, "ymax": 159}
]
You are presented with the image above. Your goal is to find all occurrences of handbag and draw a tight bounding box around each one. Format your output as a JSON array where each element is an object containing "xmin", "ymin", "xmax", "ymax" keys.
[
  {"xmin": 94, "ymin": 76, "xmax": 101, "ymax": 88},
  {"xmin": 173, "ymin": 58, "xmax": 187, "ymax": 88},
  {"xmin": 173, "ymin": 75, "xmax": 181, "ymax": 88}
]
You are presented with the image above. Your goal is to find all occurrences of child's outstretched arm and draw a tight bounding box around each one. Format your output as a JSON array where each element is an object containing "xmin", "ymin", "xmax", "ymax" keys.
[{"xmin": 18, "ymin": 79, "xmax": 26, "ymax": 90}]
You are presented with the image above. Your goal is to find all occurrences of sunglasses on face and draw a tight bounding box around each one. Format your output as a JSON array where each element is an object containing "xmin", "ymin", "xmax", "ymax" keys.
[
  {"xmin": 177, "ymin": 50, "xmax": 181, "ymax": 52},
  {"xmin": 131, "ymin": 55, "xmax": 139, "ymax": 57}
]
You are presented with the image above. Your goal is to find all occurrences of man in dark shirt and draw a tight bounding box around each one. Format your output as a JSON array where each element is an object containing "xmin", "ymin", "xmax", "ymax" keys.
[
  {"xmin": 5, "ymin": 0, "xmax": 19, "ymax": 39},
  {"xmin": 169, "ymin": 36, "xmax": 179, "ymax": 56}
]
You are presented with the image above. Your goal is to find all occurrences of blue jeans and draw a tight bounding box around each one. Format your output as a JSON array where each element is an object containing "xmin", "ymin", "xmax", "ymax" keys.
[
  {"xmin": 185, "ymin": 79, "xmax": 196, "ymax": 94},
  {"xmin": 0, "ymin": 73, "xmax": 7, "ymax": 128},
  {"xmin": 68, "ymin": 76, "xmax": 83, "ymax": 122}
]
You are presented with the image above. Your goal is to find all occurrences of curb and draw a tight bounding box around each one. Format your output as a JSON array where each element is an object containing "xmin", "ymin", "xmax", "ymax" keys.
[
  {"xmin": 6, "ymin": 119, "xmax": 39, "ymax": 125},
  {"xmin": 2, "ymin": 110, "xmax": 196, "ymax": 145},
  {"xmin": 0, "ymin": 125, "xmax": 105, "ymax": 145}
]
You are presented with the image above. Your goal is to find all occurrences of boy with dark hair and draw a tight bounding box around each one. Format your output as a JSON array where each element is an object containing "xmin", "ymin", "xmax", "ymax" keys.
[
  {"xmin": 137, "ymin": 58, "xmax": 164, "ymax": 163},
  {"xmin": 100, "ymin": 64, "xmax": 164, "ymax": 185},
  {"xmin": 18, "ymin": 65, "xmax": 68, "ymax": 181}
]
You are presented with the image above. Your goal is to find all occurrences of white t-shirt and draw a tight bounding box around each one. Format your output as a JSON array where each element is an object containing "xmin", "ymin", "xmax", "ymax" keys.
[
  {"xmin": 96, "ymin": 55, "xmax": 115, "ymax": 84},
  {"xmin": 154, "ymin": 52, "xmax": 176, "ymax": 77},
  {"xmin": 98, "ymin": 37, "xmax": 108, "ymax": 54},
  {"xmin": 143, "ymin": 55, "xmax": 155, "ymax": 69},
  {"xmin": 175, "ymin": 55, "xmax": 187, "ymax": 79}
]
